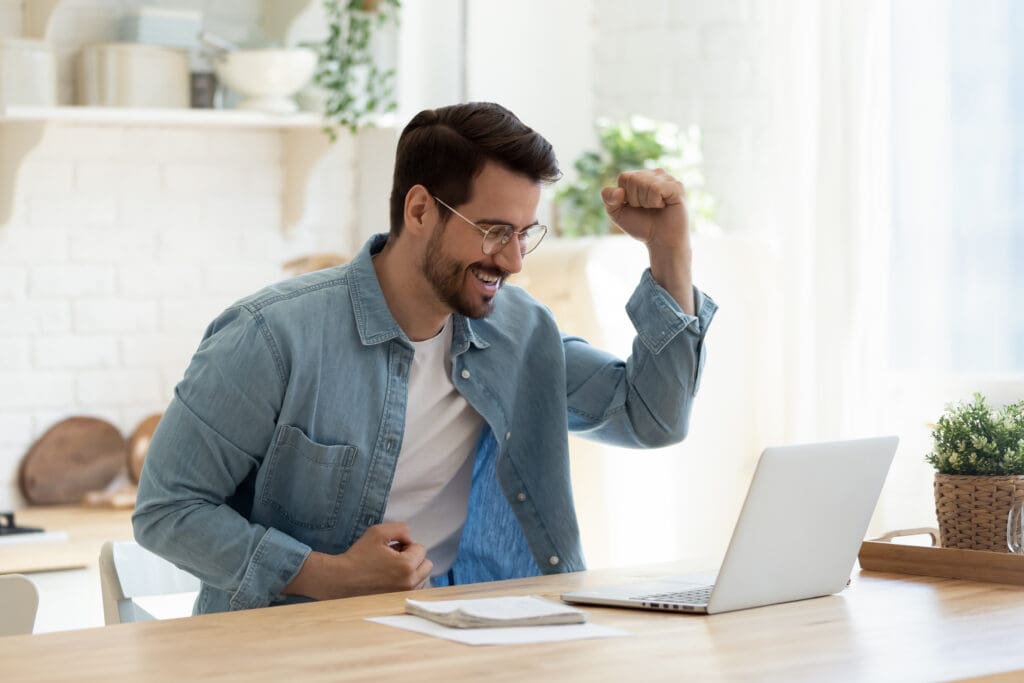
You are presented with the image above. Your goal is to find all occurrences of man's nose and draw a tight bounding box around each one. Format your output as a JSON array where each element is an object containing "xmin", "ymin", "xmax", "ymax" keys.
[{"xmin": 492, "ymin": 238, "xmax": 524, "ymax": 274}]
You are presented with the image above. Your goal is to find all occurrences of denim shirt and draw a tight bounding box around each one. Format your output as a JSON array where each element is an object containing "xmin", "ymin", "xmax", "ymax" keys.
[{"xmin": 133, "ymin": 234, "xmax": 717, "ymax": 614}]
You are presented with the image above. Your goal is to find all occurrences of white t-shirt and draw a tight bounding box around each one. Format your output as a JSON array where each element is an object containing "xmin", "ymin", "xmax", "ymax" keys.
[{"xmin": 382, "ymin": 317, "xmax": 483, "ymax": 577}]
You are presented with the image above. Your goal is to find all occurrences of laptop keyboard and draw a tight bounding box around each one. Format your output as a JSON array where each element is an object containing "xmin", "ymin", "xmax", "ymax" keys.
[{"xmin": 634, "ymin": 585, "xmax": 714, "ymax": 606}]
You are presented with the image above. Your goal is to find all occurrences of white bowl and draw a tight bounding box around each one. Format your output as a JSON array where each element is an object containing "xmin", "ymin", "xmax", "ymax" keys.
[{"xmin": 215, "ymin": 48, "xmax": 317, "ymax": 114}]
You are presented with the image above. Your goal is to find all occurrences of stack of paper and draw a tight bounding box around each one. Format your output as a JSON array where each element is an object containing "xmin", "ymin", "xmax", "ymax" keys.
[{"xmin": 404, "ymin": 596, "xmax": 587, "ymax": 629}]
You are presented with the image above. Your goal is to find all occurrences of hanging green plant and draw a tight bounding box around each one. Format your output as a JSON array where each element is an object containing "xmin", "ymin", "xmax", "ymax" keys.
[{"xmin": 307, "ymin": 0, "xmax": 401, "ymax": 140}]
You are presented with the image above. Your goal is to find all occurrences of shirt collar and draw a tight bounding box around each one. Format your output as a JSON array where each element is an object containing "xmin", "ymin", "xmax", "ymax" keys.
[
  {"xmin": 453, "ymin": 313, "xmax": 491, "ymax": 354},
  {"xmin": 349, "ymin": 234, "xmax": 490, "ymax": 351}
]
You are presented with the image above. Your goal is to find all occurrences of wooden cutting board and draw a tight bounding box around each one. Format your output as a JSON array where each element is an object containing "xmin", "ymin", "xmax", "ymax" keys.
[
  {"xmin": 19, "ymin": 417, "xmax": 128, "ymax": 505},
  {"xmin": 128, "ymin": 413, "xmax": 162, "ymax": 484}
]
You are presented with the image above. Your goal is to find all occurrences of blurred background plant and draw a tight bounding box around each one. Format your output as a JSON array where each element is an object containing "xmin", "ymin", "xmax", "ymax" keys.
[
  {"xmin": 307, "ymin": 0, "xmax": 401, "ymax": 140},
  {"xmin": 553, "ymin": 116, "xmax": 718, "ymax": 237}
]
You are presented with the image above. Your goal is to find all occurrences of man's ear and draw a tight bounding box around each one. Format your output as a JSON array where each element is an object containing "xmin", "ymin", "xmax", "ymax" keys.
[{"xmin": 403, "ymin": 185, "xmax": 434, "ymax": 237}]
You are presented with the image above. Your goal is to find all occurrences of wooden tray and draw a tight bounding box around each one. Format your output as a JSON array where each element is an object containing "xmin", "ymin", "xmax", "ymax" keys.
[{"xmin": 859, "ymin": 528, "xmax": 1024, "ymax": 587}]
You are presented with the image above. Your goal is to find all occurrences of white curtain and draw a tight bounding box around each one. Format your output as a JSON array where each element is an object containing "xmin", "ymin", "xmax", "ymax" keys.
[
  {"xmin": 764, "ymin": 0, "xmax": 1024, "ymax": 534},
  {"xmin": 758, "ymin": 0, "xmax": 892, "ymax": 443},
  {"xmin": 757, "ymin": 0, "xmax": 903, "ymax": 534},
  {"xmin": 877, "ymin": 0, "xmax": 1024, "ymax": 529},
  {"xmin": 889, "ymin": 0, "xmax": 1024, "ymax": 376}
]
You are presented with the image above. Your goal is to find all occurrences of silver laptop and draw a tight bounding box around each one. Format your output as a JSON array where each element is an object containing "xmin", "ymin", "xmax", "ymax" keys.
[{"xmin": 562, "ymin": 436, "xmax": 898, "ymax": 615}]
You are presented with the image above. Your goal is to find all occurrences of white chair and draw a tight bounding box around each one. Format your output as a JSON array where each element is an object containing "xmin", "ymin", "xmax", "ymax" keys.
[
  {"xmin": 98, "ymin": 540, "xmax": 201, "ymax": 625},
  {"xmin": 0, "ymin": 574, "xmax": 39, "ymax": 636}
]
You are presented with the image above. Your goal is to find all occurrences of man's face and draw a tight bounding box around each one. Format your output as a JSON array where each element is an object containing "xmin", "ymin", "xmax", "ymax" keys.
[{"xmin": 420, "ymin": 162, "xmax": 541, "ymax": 319}]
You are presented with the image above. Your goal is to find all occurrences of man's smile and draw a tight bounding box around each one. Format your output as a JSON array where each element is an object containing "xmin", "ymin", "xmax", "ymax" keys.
[{"xmin": 468, "ymin": 265, "xmax": 506, "ymax": 295}]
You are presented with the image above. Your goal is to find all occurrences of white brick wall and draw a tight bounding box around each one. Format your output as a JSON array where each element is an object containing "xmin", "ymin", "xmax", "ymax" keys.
[
  {"xmin": 0, "ymin": 0, "xmax": 404, "ymax": 510},
  {"xmin": 0, "ymin": 301, "xmax": 72, "ymax": 333},
  {"xmin": 73, "ymin": 300, "xmax": 159, "ymax": 333},
  {"xmin": 0, "ymin": 338, "xmax": 30, "ymax": 370},
  {"xmin": 34, "ymin": 336, "xmax": 119, "ymax": 369},
  {"xmin": 0, "ymin": 414, "xmax": 33, "ymax": 449},
  {"xmin": 0, "ymin": 2, "xmax": 393, "ymax": 512},
  {"xmin": 0, "ymin": 372, "xmax": 75, "ymax": 410},
  {"xmin": 0, "ymin": 118, "xmax": 362, "ymax": 508}
]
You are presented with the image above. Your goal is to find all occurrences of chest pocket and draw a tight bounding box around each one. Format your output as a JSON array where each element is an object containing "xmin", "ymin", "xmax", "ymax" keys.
[{"xmin": 259, "ymin": 425, "xmax": 358, "ymax": 530}]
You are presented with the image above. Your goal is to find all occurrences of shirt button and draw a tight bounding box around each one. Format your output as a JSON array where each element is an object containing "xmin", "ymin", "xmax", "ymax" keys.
[
  {"xmin": 461, "ymin": 369, "xmax": 471, "ymax": 379},
  {"xmin": 548, "ymin": 556, "xmax": 559, "ymax": 566},
  {"xmin": 505, "ymin": 431, "xmax": 511, "ymax": 440},
  {"xmin": 516, "ymin": 492, "xmax": 527, "ymax": 502}
]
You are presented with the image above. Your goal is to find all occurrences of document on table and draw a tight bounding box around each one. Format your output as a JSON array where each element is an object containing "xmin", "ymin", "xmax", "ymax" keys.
[
  {"xmin": 405, "ymin": 595, "xmax": 587, "ymax": 628},
  {"xmin": 368, "ymin": 596, "xmax": 629, "ymax": 646}
]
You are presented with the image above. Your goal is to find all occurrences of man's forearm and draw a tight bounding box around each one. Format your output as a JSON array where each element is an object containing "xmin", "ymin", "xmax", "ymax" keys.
[
  {"xmin": 648, "ymin": 245, "xmax": 695, "ymax": 315},
  {"xmin": 283, "ymin": 522, "xmax": 433, "ymax": 601}
]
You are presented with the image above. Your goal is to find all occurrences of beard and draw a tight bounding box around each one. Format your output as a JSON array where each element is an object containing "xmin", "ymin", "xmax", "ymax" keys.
[{"xmin": 422, "ymin": 222, "xmax": 507, "ymax": 319}]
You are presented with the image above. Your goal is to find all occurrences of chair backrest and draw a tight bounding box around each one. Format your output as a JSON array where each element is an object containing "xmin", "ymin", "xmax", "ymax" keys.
[
  {"xmin": 98, "ymin": 541, "xmax": 201, "ymax": 625},
  {"xmin": 0, "ymin": 574, "xmax": 39, "ymax": 636}
]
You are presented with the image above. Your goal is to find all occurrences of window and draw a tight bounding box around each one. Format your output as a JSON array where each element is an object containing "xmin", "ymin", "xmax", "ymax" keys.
[{"xmin": 890, "ymin": 0, "xmax": 1024, "ymax": 373}]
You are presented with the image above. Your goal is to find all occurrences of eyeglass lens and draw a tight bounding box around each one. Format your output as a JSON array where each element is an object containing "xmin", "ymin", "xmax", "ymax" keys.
[{"xmin": 482, "ymin": 226, "xmax": 547, "ymax": 256}]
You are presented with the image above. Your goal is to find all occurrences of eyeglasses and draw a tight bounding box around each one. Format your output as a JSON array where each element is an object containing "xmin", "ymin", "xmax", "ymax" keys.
[{"xmin": 433, "ymin": 196, "xmax": 548, "ymax": 257}]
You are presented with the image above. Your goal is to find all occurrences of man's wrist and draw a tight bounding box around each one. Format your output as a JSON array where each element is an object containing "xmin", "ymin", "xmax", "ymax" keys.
[
  {"xmin": 284, "ymin": 550, "xmax": 336, "ymax": 601},
  {"xmin": 647, "ymin": 244, "xmax": 695, "ymax": 315}
]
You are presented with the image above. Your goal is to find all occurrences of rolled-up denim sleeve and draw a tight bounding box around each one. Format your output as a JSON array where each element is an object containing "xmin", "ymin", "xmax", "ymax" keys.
[
  {"xmin": 133, "ymin": 305, "xmax": 311, "ymax": 610},
  {"xmin": 564, "ymin": 269, "xmax": 717, "ymax": 447}
]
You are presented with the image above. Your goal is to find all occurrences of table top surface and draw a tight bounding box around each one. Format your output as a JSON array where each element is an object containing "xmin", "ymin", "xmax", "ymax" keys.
[
  {"xmin": 0, "ymin": 505, "xmax": 133, "ymax": 574},
  {"xmin": 4, "ymin": 560, "xmax": 1024, "ymax": 683}
]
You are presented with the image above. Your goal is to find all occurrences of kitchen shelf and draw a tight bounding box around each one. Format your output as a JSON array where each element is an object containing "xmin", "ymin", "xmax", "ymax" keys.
[
  {"xmin": 0, "ymin": 106, "xmax": 401, "ymax": 235},
  {"xmin": 22, "ymin": 0, "xmax": 317, "ymax": 45},
  {"xmin": 0, "ymin": 105, "xmax": 325, "ymax": 128}
]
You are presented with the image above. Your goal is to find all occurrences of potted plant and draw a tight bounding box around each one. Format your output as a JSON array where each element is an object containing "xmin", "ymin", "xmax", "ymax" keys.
[
  {"xmin": 553, "ymin": 116, "xmax": 717, "ymax": 237},
  {"xmin": 928, "ymin": 393, "xmax": 1024, "ymax": 551},
  {"xmin": 305, "ymin": 0, "xmax": 401, "ymax": 140}
]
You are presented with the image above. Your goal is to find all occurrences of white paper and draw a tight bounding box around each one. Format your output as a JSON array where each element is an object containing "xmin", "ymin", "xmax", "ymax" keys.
[{"xmin": 368, "ymin": 614, "xmax": 629, "ymax": 646}]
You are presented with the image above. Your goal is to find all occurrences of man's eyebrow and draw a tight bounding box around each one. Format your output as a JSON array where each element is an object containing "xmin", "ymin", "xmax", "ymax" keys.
[{"xmin": 475, "ymin": 217, "xmax": 541, "ymax": 229}]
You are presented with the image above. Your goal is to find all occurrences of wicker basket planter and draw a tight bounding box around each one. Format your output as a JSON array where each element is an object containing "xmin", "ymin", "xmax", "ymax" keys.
[{"xmin": 934, "ymin": 474, "xmax": 1024, "ymax": 552}]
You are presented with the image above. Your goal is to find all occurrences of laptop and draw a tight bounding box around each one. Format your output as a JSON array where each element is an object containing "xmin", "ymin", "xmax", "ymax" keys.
[{"xmin": 561, "ymin": 436, "xmax": 898, "ymax": 615}]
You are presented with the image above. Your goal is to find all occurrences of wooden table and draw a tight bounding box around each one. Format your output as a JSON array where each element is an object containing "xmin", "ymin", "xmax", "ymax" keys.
[
  {"xmin": 4, "ymin": 563, "xmax": 1024, "ymax": 682},
  {"xmin": 0, "ymin": 506, "xmax": 133, "ymax": 574}
]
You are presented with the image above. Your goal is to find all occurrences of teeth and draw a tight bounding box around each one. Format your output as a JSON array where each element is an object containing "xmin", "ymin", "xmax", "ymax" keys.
[{"xmin": 472, "ymin": 268, "xmax": 499, "ymax": 284}]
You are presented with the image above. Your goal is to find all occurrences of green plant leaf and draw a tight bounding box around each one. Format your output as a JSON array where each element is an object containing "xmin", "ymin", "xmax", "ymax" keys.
[{"xmin": 927, "ymin": 392, "xmax": 1024, "ymax": 475}]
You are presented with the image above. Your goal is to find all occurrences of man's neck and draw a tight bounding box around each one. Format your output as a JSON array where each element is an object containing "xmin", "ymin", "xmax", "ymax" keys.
[{"xmin": 373, "ymin": 238, "xmax": 451, "ymax": 342}]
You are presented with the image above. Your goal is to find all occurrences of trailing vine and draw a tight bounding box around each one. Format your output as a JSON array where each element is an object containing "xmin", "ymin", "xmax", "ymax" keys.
[{"xmin": 307, "ymin": 0, "xmax": 401, "ymax": 140}]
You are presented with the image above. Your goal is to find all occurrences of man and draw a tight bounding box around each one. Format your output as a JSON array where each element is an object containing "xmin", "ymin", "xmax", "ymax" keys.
[{"xmin": 134, "ymin": 102, "xmax": 717, "ymax": 614}]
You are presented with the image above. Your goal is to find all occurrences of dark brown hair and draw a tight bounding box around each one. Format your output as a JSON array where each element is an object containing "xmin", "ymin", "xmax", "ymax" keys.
[{"xmin": 389, "ymin": 102, "xmax": 561, "ymax": 234}]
